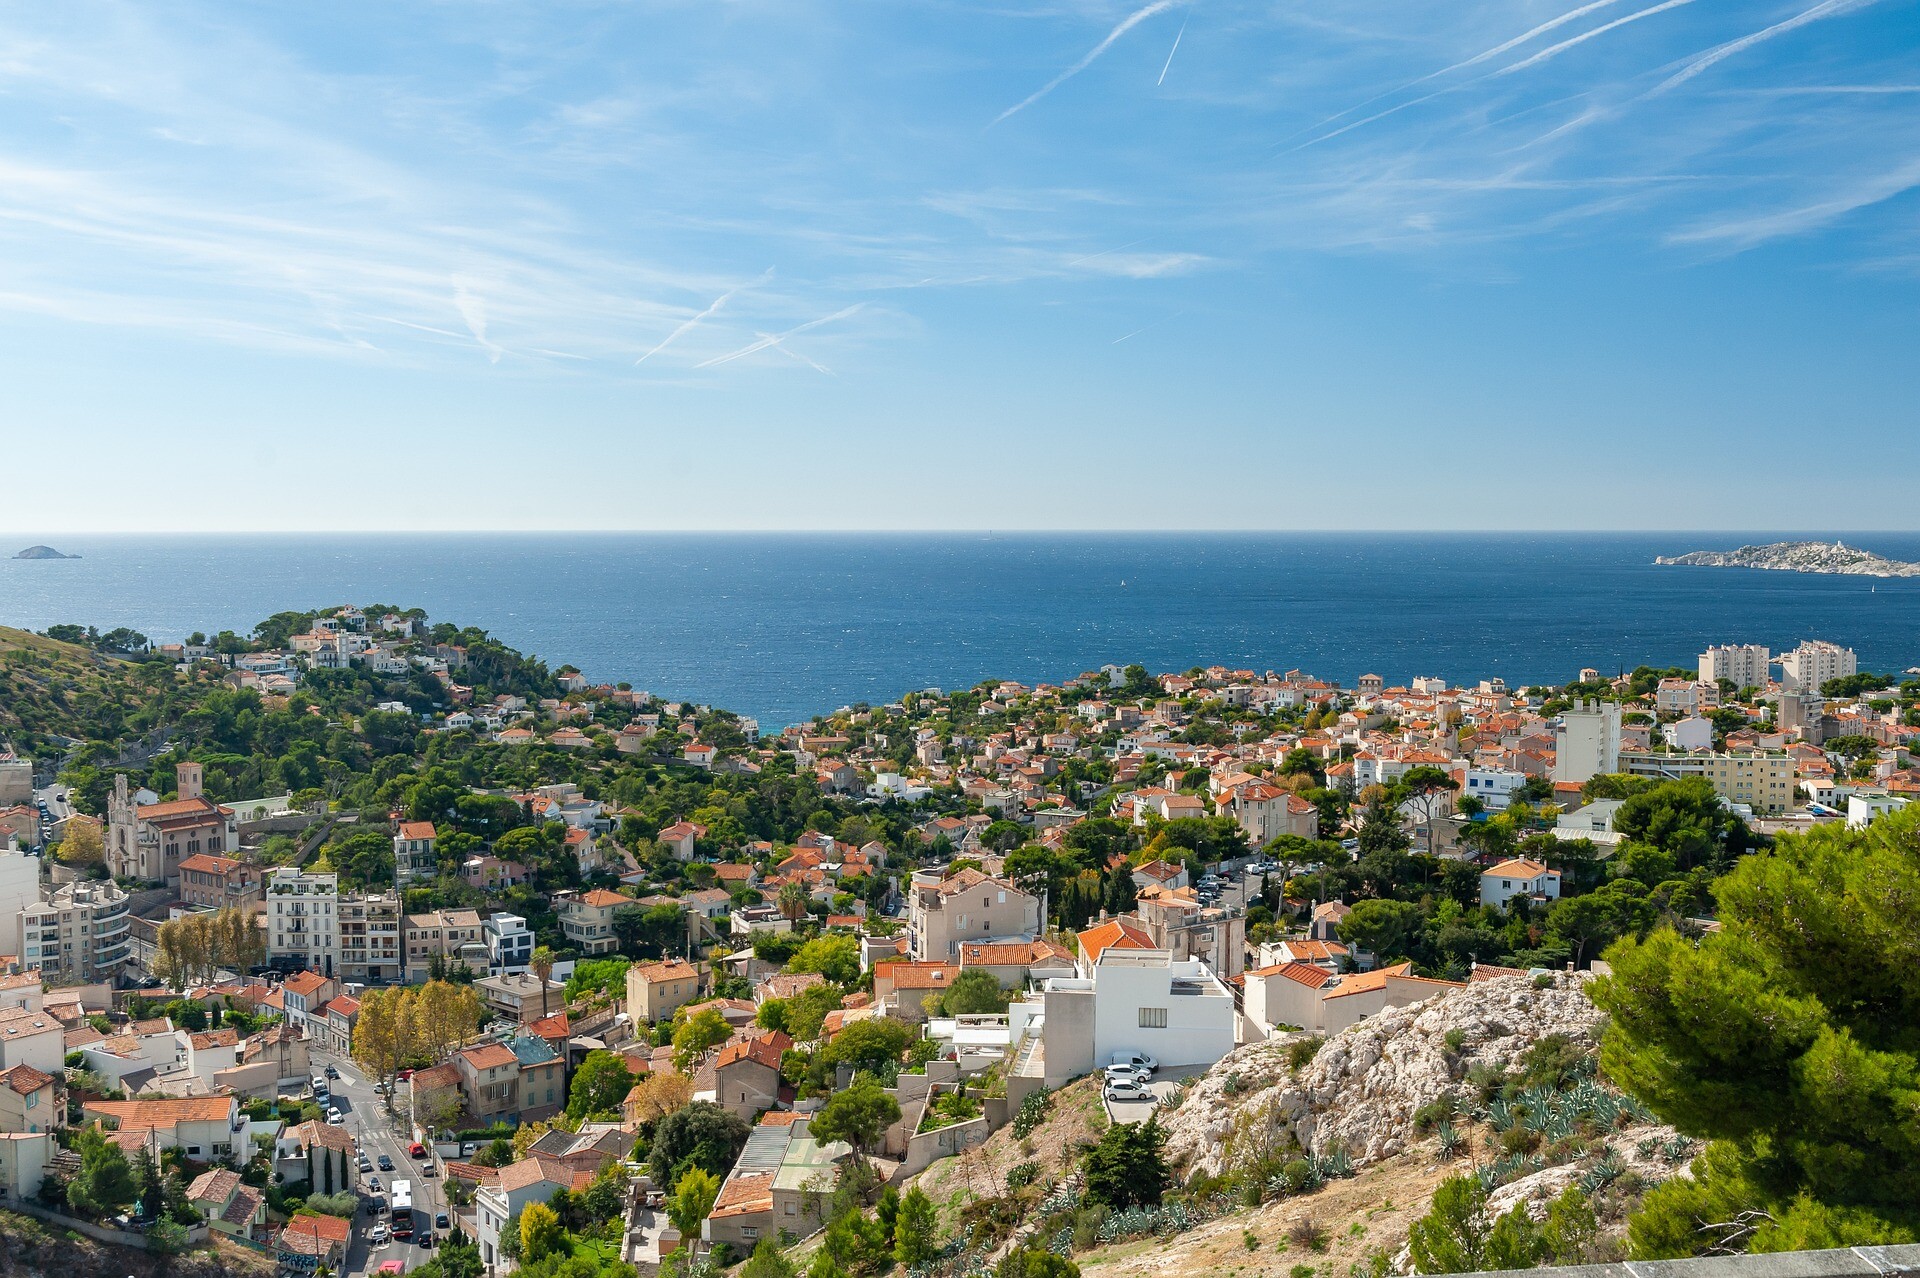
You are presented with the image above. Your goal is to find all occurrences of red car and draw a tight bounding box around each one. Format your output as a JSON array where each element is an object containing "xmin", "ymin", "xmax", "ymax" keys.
[
  {"xmin": 408, "ymin": 1142, "xmax": 426, "ymax": 1158},
  {"xmin": 396, "ymin": 1069, "xmax": 414, "ymax": 1081}
]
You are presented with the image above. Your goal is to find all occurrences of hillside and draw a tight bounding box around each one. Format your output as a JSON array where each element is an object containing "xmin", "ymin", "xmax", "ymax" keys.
[
  {"xmin": 0, "ymin": 624, "xmax": 135, "ymax": 751},
  {"xmin": 1654, "ymin": 539, "xmax": 1920, "ymax": 577}
]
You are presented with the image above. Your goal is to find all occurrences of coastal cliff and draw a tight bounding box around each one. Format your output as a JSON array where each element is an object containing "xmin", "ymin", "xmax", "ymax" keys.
[{"xmin": 1655, "ymin": 539, "xmax": 1920, "ymax": 578}]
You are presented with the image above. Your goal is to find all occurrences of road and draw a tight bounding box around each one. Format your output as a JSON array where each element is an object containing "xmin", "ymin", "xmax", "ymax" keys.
[{"xmin": 315, "ymin": 1047, "xmax": 448, "ymax": 1278}]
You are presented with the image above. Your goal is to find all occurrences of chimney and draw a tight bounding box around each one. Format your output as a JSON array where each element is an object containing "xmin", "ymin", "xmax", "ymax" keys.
[{"xmin": 177, "ymin": 761, "xmax": 204, "ymax": 801}]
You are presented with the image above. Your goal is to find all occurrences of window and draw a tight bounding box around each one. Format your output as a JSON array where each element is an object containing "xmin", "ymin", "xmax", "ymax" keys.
[{"xmin": 1139, "ymin": 1007, "xmax": 1168, "ymax": 1028}]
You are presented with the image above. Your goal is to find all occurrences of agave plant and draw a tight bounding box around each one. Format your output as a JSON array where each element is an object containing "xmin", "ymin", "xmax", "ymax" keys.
[
  {"xmin": 1663, "ymin": 1135, "xmax": 1695, "ymax": 1164},
  {"xmin": 1486, "ymin": 1097, "xmax": 1516, "ymax": 1132},
  {"xmin": 1579, "ymin": 1150, "xmax": 1624, "ymax": 1195},
  {"xmin": 1436, "ymin": 1120, "xmax": 1464, "ymax": 1159},
  {"xmin": 1320, "ymin": 1147, "xmax": 1356, "ymax": 1179}
]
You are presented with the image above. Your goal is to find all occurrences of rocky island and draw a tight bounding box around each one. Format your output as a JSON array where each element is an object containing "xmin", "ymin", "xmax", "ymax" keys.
[
  {"xmin": 11, "ymin": 544, "xmax": 78, "ymax": 560},
  {"xmin": 1655, "ymin": 538, "xmax": 1920, "ymax": 578}
]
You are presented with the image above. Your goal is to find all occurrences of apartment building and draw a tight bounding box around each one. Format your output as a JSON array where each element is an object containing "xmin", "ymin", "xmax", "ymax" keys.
[
  {"xmin": 452, "ymin": 1033, "xmax": 565, "ymax": 1125},
  {"xmin": 337, "ymin": 894, "xmax": 402, "ymax": 985},
  {"xmin": 625, "ymin": 958, "xmax": 701, "ymax": 1025},
  {"xmin": 1025, "ymin": 941, "xmax": 1236, "ymax": 1088},
  {"xmin": 1700, "ymin": 644, "xmax": 1770, "ymax": 691},
  {"xmin": 105, "ymin": 764, "xmax": 239, "ymax": 886},
  {"xmin": 1215, "ymin": 781, "xmax": 1319, "ymax": 843},
  {"xmin": 266, "ymin": 868, "xmax": 339, "ymax": 977},
  {"xmin": 1552, "ymin": 701, "xmax": 1622, "ymax": 785},
  {"xmin": 403, "ymin": 909, "xmax": 488, "ymax": 983},
  {"xmin": 176, "ymin": 854, "xmax": 265, "ymax": 912},
  {"xmin": 15, "ymin": 879, "xmax": 131, "ymax": 983},
  {"xmin": 905, "ymin": 868, "xmax": 1040, "ymax": 963},
  {"xmin": 1619, "ymin": 751, "xmax": 1796, "ymax": 816},
  {"xmin": 1779, "ymin": 640, "xmax": 1856, "ymax": 694}
]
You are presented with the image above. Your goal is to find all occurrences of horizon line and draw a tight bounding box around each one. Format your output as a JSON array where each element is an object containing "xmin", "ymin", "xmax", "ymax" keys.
[{"xmin": 5, "ymin": 528, "xmax": 1918, "ymax": 538}]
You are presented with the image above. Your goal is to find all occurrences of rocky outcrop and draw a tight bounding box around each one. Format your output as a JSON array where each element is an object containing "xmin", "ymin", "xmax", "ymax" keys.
[
  {"xmin": 11, "ymin": 545, "xmax": 77, "ymax": 560},
  {"xmin": 1162, "ymin": 974, "xmax": 1607, "ymax": 1179},
  {"xmin": 1654, "ymin": 540, "xmax": 1920, "ymax": 577}
]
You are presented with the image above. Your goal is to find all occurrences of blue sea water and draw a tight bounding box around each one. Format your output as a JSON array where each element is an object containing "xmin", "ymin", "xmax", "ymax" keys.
[{"xmin": 1, "ymin": 533, "xmax": 1916, "ymax": 728}]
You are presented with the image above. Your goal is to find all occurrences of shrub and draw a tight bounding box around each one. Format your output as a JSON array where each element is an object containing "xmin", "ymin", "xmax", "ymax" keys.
[
  {"xmin": 1245, "ymin": 1230, "xmax": 1260, "ymax": 1251},
  {"xmin": 1287, "ymin": 1037, "xmax": 1325, "ymax": 1071},
  {"xmin": 1289, "ymin": 1218, "xmax": 1328, "ymax": 1252},
  {"xmin": 1289, "ymin": 1265, "xmax": 1316, "ymax": 1278},
  {"xmin": 1007, "ymin": 1162, "xmax": 1041, "ymax": 1191},
  {"xmin": 1412, "ymin": 1093, "xmax": 1458, "ymax": 1132},
  {"xmin": 1443, "ymin": 1028, "xmax": 1467, "ymax": 1055},
  {"xmin": 1533, "ymin": 973, "xmax": 1556, "ymax": 989},
  {"xmin": 1012, "ymin": 1087, "xmax": 1054, "ymax": 1139}
]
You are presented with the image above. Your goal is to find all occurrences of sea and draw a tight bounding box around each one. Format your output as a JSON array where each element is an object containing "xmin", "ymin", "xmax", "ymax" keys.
[{"xmin": 2, "ymin": 533, "xmax": 1917, "ymax": 729}]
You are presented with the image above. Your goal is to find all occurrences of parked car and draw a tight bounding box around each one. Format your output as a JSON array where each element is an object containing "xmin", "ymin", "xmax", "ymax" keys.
[
  {"xmin": 397, "ymin": 1069, "xmax": 414, "ymax": 1081},
  {"xmin": 1104, "ymin": 1063, "xmax": 1151, "ymax": 1085},
  {"xmin": 1110, "ymin": 1051, "xmax": 1159, "ymax": 1074},
  {"xmin": 367, "ymin": 1176, "xmax": 382, "ymax": 1193},
  {"xmin": 326, "ymin": 1107, "xmax": 343, "ymax": 1125},
  {"xmin": 436, "ymin": 1213, "xmax": 450, "ymax": 1232},
  {"xmin": 1104, "ymin": 1078, "xmax": 1152, "ymax": 1103},
  {"xmin": 408, "ymin": 1142, "xmax": 426, "ymax": 1158},
  {"xmin": 377, "ymin": 1154, "xmax": 395, "ymax": 1171},
  {"xmin": 357, "ymin": 1156, "xmax": 372, "ymax": 1173},
  {"xmin": 421, "ymin": 1163, "xmax": 437, "ymax": 1177}
]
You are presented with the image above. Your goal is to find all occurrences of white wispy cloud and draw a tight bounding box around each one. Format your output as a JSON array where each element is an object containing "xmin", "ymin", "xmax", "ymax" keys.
[
  {"xmin": 992, "ymin": 0, "xmax": 1185, "ymax": 126},
  {"xmin": 452, "ymin": 276, "xmax": 504, "ymax": 363},
  {"xmin": 1650, "ymin": 0, "xmax": 1879, "ymax": 96},
  {"xmin": 1668, "ymin": 155, "xmax": 1920, "ymax": 249},
  {"xmin": 694, "ymin": 303, "xmax": 866, "ymax": 370},
  {"xmin": 1158, "ymin": 13, "xmax": 1188, "ymax": 87}
]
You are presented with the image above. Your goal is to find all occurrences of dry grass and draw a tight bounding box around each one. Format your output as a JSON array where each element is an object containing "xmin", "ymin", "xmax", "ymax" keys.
[
  {"xmin": 1074, "ymin": 1149, "xmax": 1455, "ymax": 1278},
  {"xmin": 913, "ymin": 1076, "xmax": 1109, "ymax": 1236}
]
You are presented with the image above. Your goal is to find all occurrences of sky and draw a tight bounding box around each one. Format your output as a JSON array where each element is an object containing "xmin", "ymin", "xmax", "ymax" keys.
[{"xmin": 1, "ymin": 0, "xmax": 1916, "ymax": 532}]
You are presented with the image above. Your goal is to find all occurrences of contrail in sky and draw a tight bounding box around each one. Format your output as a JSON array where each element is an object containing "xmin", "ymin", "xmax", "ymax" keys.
[
  {"xmin": 1496, "ymin": 0, "xmax": 1694, "ymax": 75},
  {"xmin": 1287, "ymin": 0, "xmax": 1628, "ymax": 140},
  {"xmin": 696, "ymin": 303, "xmax": 864, "ymax": 369},
  {"xmin": 637, "ymin": 268, "xmax": 773, "ymax": 364},
  {"xmin": 993, "ymin": 0, "xmax": 1183, "ymax": 126},
  {"xmin": 1649, "ymin": 0, "xmax": 1875, "ymax": 95},
  {"xmin": 1158, "ymin": 14, "xmax": 1188, "ymax": 86}
]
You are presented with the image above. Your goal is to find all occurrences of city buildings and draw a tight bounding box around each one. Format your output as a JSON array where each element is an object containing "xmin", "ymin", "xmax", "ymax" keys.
[
  {"xmin": 906, "ymin": 868, "xmax": 1041, "ymax": 963},
  {"xmin": 1700, "ymin": 644, "xmax": 1771, "ymax": 690},
  {"xmin": 1552, "ymin": 701, "xmax": 1622, "ymax": 785},
  {"xmin": 105, "ymin": 764, "xmax": 238, "ymax": 886},
  {"xmin": 1779, "ymin": 640, "xmax": 1857, "ymax": 694},
  {"xmin": 266, "ymin": 868, "xmax": 339, "ymax": 976},
  {"xmin": 15, "ymin": 879, "xmax": 131, "ymax": 983}
]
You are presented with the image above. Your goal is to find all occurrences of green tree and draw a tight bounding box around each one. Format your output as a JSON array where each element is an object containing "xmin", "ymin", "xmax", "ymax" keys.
[
  {"xmin": 1545, "ymin": 879, "xmax": 1654, "ymax": 968},
  {"xmin": 649, "ymin": 1101, "xmax": 750, "ymax": 1189},
  {"xmin": 65, "ymin": 1125, "xmax": 137, "ymax": 1219},
  {"xmin": 1337, "ymin": 898, "xmax": 1425, "ymax": 962},
  {"xmin": 932, "ymin": 968, "xmax": 1008, "ymax": 1016},
  {"xmin": 785, "ymin": 934, "xmax": 861, "ymax": 986},
  {"xmin": 567, "ymin": 1050, "xmax": 638, "ymax": 1121},
  {"xmin": 817, "ymin": 1018, "xmax": 909, "ymax": 1076},
  {"xmin": 810, "ymin": 1076, "xmax": 901, "ymax": 1162},
  {"xmin": 518, "ymin": 1201, "xmax": 568, "ymax": 1263},
  {"xmin": 893, "ymin": 1186, "xmax": 940, "ymax": 1269},
  {"xmin": 668, "ymin": 1166, "xmax": 721, "ymax": 1242},
  {"xmin": 1083, "ymin": 1115, "xmax": 1170, "ymax": 1208},
  {"xmin": 1593, "ymin": 809, "xmax": 1920, "ymax": 1254},
  {"xmin": 673, "ymin": 1006, "xmax": 732, "ymax": 1070},
  {"xmin": 741, "ymin": 1239, "xmax": 799, "ymax": 1278},
  {"xmin": 997, "ymin": 1248, "xmax": 1081, "ymax": 1278}
]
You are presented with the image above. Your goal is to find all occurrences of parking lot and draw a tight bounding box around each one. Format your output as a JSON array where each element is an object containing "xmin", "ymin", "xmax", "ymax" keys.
[{"xmin": 1102, "ymin": 1063, "xmax": 1207, "ymax": 1125}]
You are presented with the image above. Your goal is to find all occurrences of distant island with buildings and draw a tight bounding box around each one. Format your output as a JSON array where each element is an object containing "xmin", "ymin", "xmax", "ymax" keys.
[{"xmin": 1656, "ymin": 539, "xmax": 1920, "ymax": 578}]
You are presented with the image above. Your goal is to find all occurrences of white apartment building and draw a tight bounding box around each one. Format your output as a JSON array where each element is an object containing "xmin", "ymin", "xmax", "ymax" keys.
[
  {"xmin": 1461, "ymin": 767, "xmax": 1527, "ymax": 811},
  {"xmin": 1779, "ymin": 641, "xmax": 1856, "ymax": 694},
  {"xmin": 16, "ymin": 879, "xmax": 131, "ymax": 983},
  {"xmin": 1552, "ymin": 701, "xmax": 1622, "ymax": 785},
  {"xmin": 337, "ymin": 893, "xmax": 402, "ymax": 985},
  {"xmin": 266, "ymin": 868, "xmax": 339, "ymax": 977},
  {"xmin": 1699, "ymin": 644, "xmax": 1771, "ymax": 691}
]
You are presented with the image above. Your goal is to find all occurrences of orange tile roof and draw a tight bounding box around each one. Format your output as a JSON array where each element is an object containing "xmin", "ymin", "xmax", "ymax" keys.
[
  {"xmin": 398, "ymin": 821, "xmax": 437, "ymax": 840},
  {"xmin": 282, "ymin": 970, "xmax": 331, "ymax": 997},
  {"xmin": 958, "ymin": 942, "xmax": 1036, "ymax": 966},
  {"xmin": 1076, "ymin": 918, "xmax": 1156, "ymax": 965},
  {"xmin": 280, "ymin": 1213, "xmax": 351, "ymax": 1253},
  {"xmin": 0, "ymin": 1064, "xmax": 55, "ymax": 1094},
  {"xmin": 187, "ymin": 1028, "xmax": 240, "ymax": 1050},
  {"xmin": 578, "ymin": 888, "xmax": 629, "ymax": 908},
  {"xmin": 708, "ymin": 1171, "xmax": 775, "ymax": 1219},
  {"xmin": 716, "ymin": 1030, "xmax": 792, "ymax": 1072},
  {"xmin": 177, "ymin": 853, "xmax": 243, "ymax": 875},
  {"xmin": 460, "ymin": 1043, "xmax": 518, "ymax": 1070},
  {"xmin": 885, "ymin": 963, "xmax": 957, "ymax": 991},
  {"xmin": 87, "ymin": 1096, "xmax": 236, "ymax": 1129},
  {"xmin": 1322, "ymin": 961, "xmax": 1415, "ymax": 1000},
  {"xmin": 1484, "ymin": 858, "xmax": 1553, "ymax": 879},
  {"xmin": 1251, "ymin": 961, "xmax": 1333, "ymax": 989}
]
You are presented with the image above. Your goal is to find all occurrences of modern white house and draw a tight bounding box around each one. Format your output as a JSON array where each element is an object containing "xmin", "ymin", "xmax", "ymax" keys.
[
  {"xmin": 1479, "ymin": 858, "xmax": 1563, "ymax": 909},
  {"xmin": 1554, "ymin": 799, "xmax": 1626, "ymax": 849},
  {"xmin": 1461, "ymin": 767, "xmax": 1528, "ymax": 811},
  {"xmin": 1021, "ymin": 935, "xmax": 1236, "ymax": 1089}
]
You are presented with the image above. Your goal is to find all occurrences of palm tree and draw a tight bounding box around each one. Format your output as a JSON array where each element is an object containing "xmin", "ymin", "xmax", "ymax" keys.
[
  {"xmin": 776, "ymin": 880, "xmax": 810, "ymax": 926},
  {"xmin": 530, "ymin": 946, "xmax": 555, "ymax": 1019}
]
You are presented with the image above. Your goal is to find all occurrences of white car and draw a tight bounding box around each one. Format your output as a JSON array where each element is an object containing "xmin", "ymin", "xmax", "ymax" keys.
[
  {"xmin": 1109, "ymin": 1051, "xmax": 1159, "ymax": 1075},
  {"xmin": 327, "ymin": 1107, "xmax": 343, "ymax": 1125},
  {"xmin": 1104, "ymin": 1063, "xmax": 1151, "ymax": 1086},
  {"xmin": 368, "ymin": 1224, "xmax": 391, "ymax": 1246},
  {"xmin": 1104, "ymin": 1078, "xmax": 1153, "ymax": 1103}
]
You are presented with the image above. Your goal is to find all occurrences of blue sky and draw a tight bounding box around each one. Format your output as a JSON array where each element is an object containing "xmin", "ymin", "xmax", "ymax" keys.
[{"xmin": 2, "ymin": 0, "xmax": 1916, "ymax": 532}]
